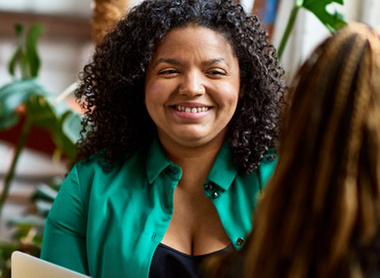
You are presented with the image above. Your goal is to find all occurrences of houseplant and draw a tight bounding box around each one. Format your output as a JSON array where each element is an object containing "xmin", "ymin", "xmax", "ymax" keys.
[
  {"xmin": 0, "ymin": 23, "xmax": 83, "ymax": 277},
  {"xmin": 277, "ymin": 0, "xmax": 346, "ymax": 59},
  {"xmin": 0, "ymin": 23, "xmax": 82, "ymax": 220}
]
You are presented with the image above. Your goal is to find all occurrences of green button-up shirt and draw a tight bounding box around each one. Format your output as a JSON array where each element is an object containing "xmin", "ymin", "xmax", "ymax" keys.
[{"xmin": 41, "ymin": 138, "xmax": 276, "ymax": 278}]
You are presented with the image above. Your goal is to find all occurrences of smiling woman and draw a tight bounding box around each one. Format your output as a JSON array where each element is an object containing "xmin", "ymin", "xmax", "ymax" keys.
[{"xmin": 39, "ymin": 0, "xmax": 285, "ymax": 277}]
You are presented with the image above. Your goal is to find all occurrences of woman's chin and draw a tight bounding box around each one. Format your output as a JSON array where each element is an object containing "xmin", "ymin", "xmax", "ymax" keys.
[
  {"xmin": 171, "ymin": 132, "xmax": 226, "ymax": 149},
  {"xmin": 157, "ymin": 126, "xmax": 228, "ymax": 149}
]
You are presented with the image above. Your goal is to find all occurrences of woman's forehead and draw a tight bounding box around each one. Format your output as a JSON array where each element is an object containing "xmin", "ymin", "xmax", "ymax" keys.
[{"xmin": 152, "ymin": 26, "xmax": 237, "ymax": 60}]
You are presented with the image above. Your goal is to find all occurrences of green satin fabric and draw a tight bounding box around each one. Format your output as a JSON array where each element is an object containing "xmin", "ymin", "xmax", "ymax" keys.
[{"xmin": 40, "ymin": 138, "xmax": 277, "ymax": 278}]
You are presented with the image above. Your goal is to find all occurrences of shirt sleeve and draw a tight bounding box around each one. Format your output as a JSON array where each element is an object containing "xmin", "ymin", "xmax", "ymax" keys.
[{"xmin": 40, "ymin": 164, "xmax": 89, "ymax": 275}]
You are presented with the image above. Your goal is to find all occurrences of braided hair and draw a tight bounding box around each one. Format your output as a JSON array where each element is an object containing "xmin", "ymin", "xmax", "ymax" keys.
[{"xmin": 244, "ymin": 23, "xmax": 380, "ymax": 278}]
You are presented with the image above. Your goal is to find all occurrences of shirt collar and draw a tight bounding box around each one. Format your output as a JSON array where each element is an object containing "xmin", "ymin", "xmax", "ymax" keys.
[
  {"xmin": 146, "ymin": 137, "xmax": 238, "ymax": 190},
  {"xmin": 206, "ymin": 140, "xmax": 238, "ymax": 191},
  {"xmin": 146, "ymin": 137, "xmax": 172, "ymax": 184}
]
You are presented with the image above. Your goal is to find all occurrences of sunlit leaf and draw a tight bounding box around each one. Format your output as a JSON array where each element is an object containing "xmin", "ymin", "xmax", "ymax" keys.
[
  {"xmin": 296, "ymin": 0, "xmax": 304, "ymax": 7},
  {"xmin": 302, "ymin": 0, "xmax": 346, "ymax": 32}
]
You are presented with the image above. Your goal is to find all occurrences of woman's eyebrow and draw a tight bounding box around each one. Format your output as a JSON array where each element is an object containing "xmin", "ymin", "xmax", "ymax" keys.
[
  {"xmin": 201, "ymin": 58, "xmax": 228, "ymax": 66},
  {"xmin": 153, "ymin": 58, "xmax": 182, "ymax": 68},
  {"xmin": 153, "ymin": 57, "xmax": 228, "ymax": 68}
]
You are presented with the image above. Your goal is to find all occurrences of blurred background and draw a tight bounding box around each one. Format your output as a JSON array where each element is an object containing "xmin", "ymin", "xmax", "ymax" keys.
[
  {"xmin": 0, "ymin": 0, "xmax": 379, "ymax": 269},
  {"xmin": 0, "ymin": 0, "xmax": 93, "ymax": 241}
]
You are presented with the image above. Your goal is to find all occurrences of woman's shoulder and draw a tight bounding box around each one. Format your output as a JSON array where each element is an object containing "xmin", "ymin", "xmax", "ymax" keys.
[
  {"xmin": 75, "ymin": 152, "xmax": 107, "ymax": 169},
  {"xmin": 73, "ymin": 147, "xmax": 147, "ymax": 177}
]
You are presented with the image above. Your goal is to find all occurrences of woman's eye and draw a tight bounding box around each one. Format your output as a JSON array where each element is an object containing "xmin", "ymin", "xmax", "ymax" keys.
[
  {"xmin": 158, "ymin": 69, "xmax": 178, "ymax": 75},
  {"xmin": 207, "ymin": 70, "xmax": 227, "ymax": 76}
]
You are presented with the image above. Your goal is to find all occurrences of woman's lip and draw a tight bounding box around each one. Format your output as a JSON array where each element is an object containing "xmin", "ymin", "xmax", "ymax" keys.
[
  {"xmin": 170, "ymin": 106, "xmax": 211, "ymax": 120},
  {"xmin": 174, "ymin": 105, "xmax": 210, "ymax": 113},
  {"xmin": 172, "ymin": 102, "xmax": 211, "ymax": 108}
]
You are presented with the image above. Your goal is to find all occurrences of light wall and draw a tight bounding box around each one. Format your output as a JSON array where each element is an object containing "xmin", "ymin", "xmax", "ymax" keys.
[
  {"xmin": 272, "ymin": 0, "xmax": 380, "ymax": 81},
  {"xmin": 0, "ymin": 0, "xmax": 92, "ymax": 17},
  {"xmin": 0, "ymin": 1, "xmax": 93, "ymax": 95}
]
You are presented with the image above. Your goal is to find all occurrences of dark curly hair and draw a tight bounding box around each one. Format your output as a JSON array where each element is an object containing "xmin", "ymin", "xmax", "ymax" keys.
[{"xmin": 75, "ymin": 0, "xmax": 285, "ymax": 174}]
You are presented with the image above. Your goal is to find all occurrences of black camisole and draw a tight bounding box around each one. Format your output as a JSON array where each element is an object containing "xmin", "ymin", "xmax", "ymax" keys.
[{"xmin": 149, "ymin": 243, "xmax": 232, "ymax": 278}]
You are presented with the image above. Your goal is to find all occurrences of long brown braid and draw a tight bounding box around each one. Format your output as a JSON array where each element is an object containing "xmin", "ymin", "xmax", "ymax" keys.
[{"xmin": 244, "ymin": 23, "xmax": 380, "ymax": 278}]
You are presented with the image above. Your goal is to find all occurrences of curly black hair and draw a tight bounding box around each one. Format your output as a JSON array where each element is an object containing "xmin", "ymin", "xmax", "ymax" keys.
[{"xmin": 75, "ymin": 0, "xmax": 285, "ymax": 174}]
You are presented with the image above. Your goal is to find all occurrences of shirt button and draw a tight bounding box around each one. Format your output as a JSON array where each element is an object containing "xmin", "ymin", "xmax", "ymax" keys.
[
  {"xmin": 205, "ymin": 183, "xmax": 214, "ymax": 191},
  {"xmin": 212, "ymin": 191, "xmax": 219, "ymax": 199},
  {"xmin": 171, "ymin": 167, "xmax": 179, "ymax": 174},
  {"xmin": 236, "ymin": 238, "xmax": 244, "ymax": 246}
]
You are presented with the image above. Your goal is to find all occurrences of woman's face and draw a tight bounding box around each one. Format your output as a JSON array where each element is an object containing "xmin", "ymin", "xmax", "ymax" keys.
[{"xmin": 145, "ymin": 26, "xmax": 240, "ymax": 149}]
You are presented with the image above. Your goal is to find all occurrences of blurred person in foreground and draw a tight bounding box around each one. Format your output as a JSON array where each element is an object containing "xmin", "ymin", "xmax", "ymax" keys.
[
  {"xmin": 39, "ymin": 0, "xmax": 285, "ymax": 277},
  {"xmin": 210, "ymin": 22, "xmax": 380, "ymax": 278}
]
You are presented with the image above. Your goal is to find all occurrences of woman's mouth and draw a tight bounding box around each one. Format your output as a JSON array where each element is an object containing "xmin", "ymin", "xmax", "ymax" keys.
[{"xmin": 175, "ymin": 105, "xmax": 210, "ymax": 113}]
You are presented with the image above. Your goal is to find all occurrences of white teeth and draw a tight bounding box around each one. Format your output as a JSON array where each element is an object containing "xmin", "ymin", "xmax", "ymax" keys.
[{"xmin": 176, "ymin": 105, "xmax": 209, "ymax": 113}]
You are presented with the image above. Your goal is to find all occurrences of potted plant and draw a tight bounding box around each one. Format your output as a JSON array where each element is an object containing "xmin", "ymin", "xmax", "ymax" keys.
[
  {"xmin": 0, "ymin": 23, "xmax": 83, "ymax": 220},
  {"xmin": 0, "ymin": 23, "xmax": 83, "ymax": 277}
]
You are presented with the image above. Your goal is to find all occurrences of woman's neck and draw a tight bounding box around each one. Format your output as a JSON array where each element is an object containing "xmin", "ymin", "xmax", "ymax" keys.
[{"xmin": 158, "ymin": 132, "xmax": 226, "ymax": 190}]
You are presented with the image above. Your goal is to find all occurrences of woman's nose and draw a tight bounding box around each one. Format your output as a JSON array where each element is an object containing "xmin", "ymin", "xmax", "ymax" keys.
[{"xmin": 178, "ymin": 71, "xmax": 205, "ymax": 97}]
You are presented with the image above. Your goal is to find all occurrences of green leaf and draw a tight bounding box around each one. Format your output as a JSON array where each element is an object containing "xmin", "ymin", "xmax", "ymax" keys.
[
  {"xmin": 14, "ymin": 24, "xmax": 25, "ymax": 47},
  {"xmin": 7, "ymin": 23, "xmax": 44, "ymax": 80},
  {"xmin": 32, "ymin": 183, "xmax": 58, "ymax": 203},
  {"xmin": 48, "ymin": 98, "xmax": 83, "ymax": 162},
  {"xmin": 52, "ymin": 117, "xmax": 77, "ymax": 162},
  {"xmin": 14, "ymin": 23, "xmax": 24, "ymax": 39},
  {"xmin": 14, "ymin": 24, "xmax": 31, "ymax": 79},
  {"xmin": 62, "ymin": 111, "xmax": 82, "ymax": 143},
  {"xmin": 21, "ymin": 51, "xmax": 29, "ymax": 79},
  {"xmin": 9, "ymin": 24, "xmax": 26, "ymax": 79},
  {"xmin": 58, "ymin": 111, "xmax": 83, "ymax": 162},
  {"xmin": 25, "ymin": 95, "xmax": 56, "ymax": 129},
  {"xmin": 296, "ymin": 0, "xmax": 304, "ymax": 7},
  {"xmin": 24, "ymin": 95, "xmax": 82, "ymax": 163},
  {"xmin": 8, "ymin": 46, "xmax": 22, "ymax": 77},
  {"xmin": 0, "ymin": 79, "xmax": 52, "ymax": 129},
  {"xmin": 302, "ymin": 0, "xmax": 346, "ymax": 32},
  {"xmin": 26, "ymin": 24, "xmax": 44, "ymax": 78}
]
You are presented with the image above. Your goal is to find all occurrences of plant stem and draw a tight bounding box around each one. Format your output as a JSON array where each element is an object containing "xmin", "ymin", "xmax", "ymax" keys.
[
  {"xmin": 277, "ymin": 5, "xmax": 301, "ymax": 60},
  {"xmin": 0, "ymin": 119, "xmax": 32, "ymax": 222}
]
